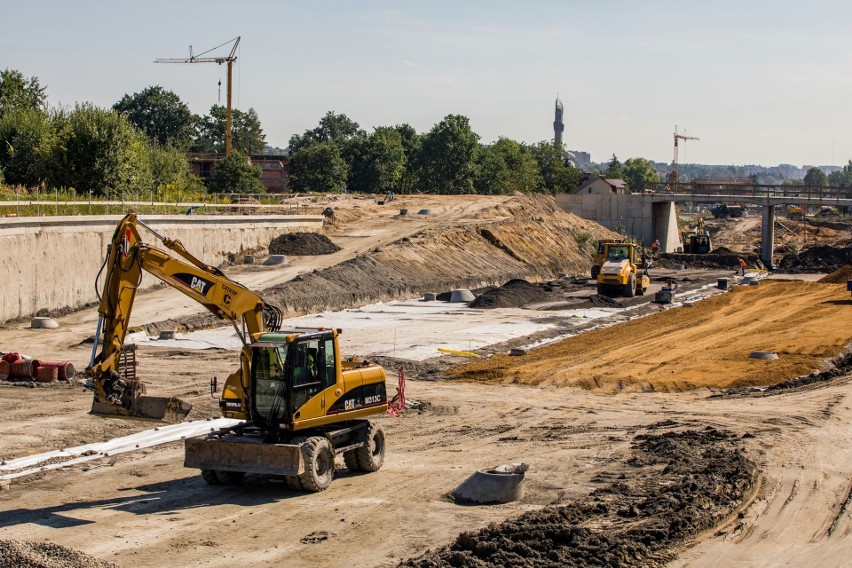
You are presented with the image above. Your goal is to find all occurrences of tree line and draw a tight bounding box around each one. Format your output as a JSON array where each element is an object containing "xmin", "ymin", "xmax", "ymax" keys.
[{"xmin": 11, "ymin": 66, "xmax": 836, "ymax": 198}]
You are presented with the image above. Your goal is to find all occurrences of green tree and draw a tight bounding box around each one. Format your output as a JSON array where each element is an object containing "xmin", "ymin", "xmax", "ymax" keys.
[
  {"xmin": 208, "ymin": 151, "xmax": 265, "ymax": 194},
  {"xmin": 0, "ymin": 69, "xmax": 46, "ymax": 119},
  {"xmin": 803, "ymin": 166, "xmax": 828, "ymax": 187},
  {"xmin": 605, "ymin": 154, "xmax": 624, "ymax": 179},
  {"xmin": 475, "ymin": 137, "xmax": 541, "ymax": 195},
  {"xmin": 827, "ymin": 161, "xmax": 852, "ymax": 187},
  {"xmin": 150, "ymin": 145, "xmax": 205, "ymax": 197},
  {"xmin": 529, "ymin": 141, "xmax": 582, "ymax": 194},
  {"xmin": 193, "ymin": 105, "xmax": 266, "ymax": 155},
  {"xmin": 113, "ymin": 85, "xmax": 196, "ymax": 150},
  {"xmin": 0, "ymin": 107, "xmax": 55, "ymax": 187},
  {"xmin": 288, "ymin": 140, "xmax": 348, "ymax": 193},
  {"xmin": 289, "ymin": 111, "xmax": 364, "ymax": 154},
  {"xmin": 393, "ymin": 123, "xmax": 421, "ymax": 193},
  {"xmin": 50, "ymin": 103, "xmax": 151, "ymax": 198},
  {"xmin": 347, "ymin": 127, "xmax": 406, "ymax": 193},
  {"xmin": 622, "ymin": 157, "xmax": 661, "ymax": 193},
  {"xmin": 415, "ymin": 114, "xmax": 479, "ymax": 194}
]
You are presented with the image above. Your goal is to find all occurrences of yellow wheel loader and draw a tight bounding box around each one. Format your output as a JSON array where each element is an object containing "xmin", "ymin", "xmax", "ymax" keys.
[
  {"xmin": 595, "ymin": 242, "xmax": 650, "ymax": 298},
  {"xmin": 87, "ymin": 214, "xmax": 388, "ymax": 491}
]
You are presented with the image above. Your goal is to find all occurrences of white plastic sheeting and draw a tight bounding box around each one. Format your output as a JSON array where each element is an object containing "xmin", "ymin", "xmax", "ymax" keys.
[{"xmin": 0, "ymin": 418, "xmax": 241, "ymax": 481}]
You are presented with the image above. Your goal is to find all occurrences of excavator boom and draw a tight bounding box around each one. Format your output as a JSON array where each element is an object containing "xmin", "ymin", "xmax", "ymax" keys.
[{"xmin": 87, "ymin": 214, "xmax": 281, "ymax": 421}]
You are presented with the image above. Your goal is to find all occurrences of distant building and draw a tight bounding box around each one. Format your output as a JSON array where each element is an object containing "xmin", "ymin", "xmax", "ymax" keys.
[
  {"xmin": 573, "ymin": 175, "xmax": 626, "ymax": 195},
  {"xmin": 554, "ymin": 97, "xmax": 565, "ymax": 144},
  {"xmin": 568, "ymin": 150, "xmax": 591, "ymax": 168},
  {"xmin": 189, "ymin": 153, "xmax": 290, "ymax": 193}
]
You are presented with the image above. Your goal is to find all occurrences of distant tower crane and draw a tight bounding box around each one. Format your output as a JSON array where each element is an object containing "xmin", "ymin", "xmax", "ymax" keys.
[
  {"xmin": 672, "ymin": 125, "xmax": 699, "ymax": 190},
  {"xmin": 155, "ymin": 37, "xmax": 241, "ymax": 156}
]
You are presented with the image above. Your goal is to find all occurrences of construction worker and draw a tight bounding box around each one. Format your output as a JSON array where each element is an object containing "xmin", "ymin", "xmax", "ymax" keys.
[{"xmin": 737, "ymin": 257, "xmax": 747, "ymax": 276}]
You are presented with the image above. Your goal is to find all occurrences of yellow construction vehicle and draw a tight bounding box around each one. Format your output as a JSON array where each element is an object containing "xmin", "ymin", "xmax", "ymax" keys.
[
  {"xmin": 88, "ymin": 213, "xmax": 388, "ymax": 491},
  {"xmin": 590, "ymin": 238, "xmax": 624, "ymax": 279},
  {"xmin": 596, "ymin": 242, "xmax": 650, "ymax": 297}
]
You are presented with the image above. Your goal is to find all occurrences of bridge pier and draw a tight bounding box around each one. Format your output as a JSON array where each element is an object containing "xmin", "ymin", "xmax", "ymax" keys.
[{"xmin": 761, "ymin": 204, "xmax": 775, "ymax": 269}]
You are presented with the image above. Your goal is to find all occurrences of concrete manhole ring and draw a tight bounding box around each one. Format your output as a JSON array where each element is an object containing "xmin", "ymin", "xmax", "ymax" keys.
[
  {"xmin": 749, "ymin": 351, "xmax": 779, "ymax": 360},
  {"xmin": 31, "ymin": 317, "xmax": 59, "ymax": 329},
  {"xmin": 451, "ymin": 463, "xmax": 528, "ymax": 504}
]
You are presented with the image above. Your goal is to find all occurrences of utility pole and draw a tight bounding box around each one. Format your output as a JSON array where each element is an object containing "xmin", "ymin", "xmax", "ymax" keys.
[{"xmin": 155, "ymin": 37, "xmax": 241, "ymax": 156}]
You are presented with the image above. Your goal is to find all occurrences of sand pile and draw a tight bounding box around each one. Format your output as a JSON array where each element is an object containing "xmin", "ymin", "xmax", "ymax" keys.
[
  {"xmin": 818, "ymin": 265, "xmax": 852, "ymax": 283},
  {"xmin": 449, "ymin": 280, "xmax": 852, "ymax": 392},
  {"xmin": 269, "ymin": 233, "xmax": 340, "ymax": 256},
  {"xmin": 0, "ymin": 540, "xmax": 119, "ymax": 568}
]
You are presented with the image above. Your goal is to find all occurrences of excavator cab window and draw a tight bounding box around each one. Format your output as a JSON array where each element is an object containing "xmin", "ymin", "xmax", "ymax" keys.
[
  {"xmin": 291, "ymin": 340, "xmax": 323, "ymax": 410},
  {"xmin": 251, "ymin": 346, "xmax": 289, "ymax": 423}
]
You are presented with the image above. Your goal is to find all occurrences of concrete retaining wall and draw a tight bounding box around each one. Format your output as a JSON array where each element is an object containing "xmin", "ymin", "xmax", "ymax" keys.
[
  {"xmin": 0, "ymin": 214, "xmax": 322, "ymax": 323},
  {"xmin": 555, "ymin": 193, "xmax": 681, "ymax": 252}
]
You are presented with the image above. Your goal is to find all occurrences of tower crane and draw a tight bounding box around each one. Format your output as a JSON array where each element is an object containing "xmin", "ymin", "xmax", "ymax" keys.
[
  {"xmin": 155, "ymin": 37, "xmax": 241, "ymax": 156},
  {"xmin": 672, "ymin": 125, "xmax": 699, "ymax": 190}
]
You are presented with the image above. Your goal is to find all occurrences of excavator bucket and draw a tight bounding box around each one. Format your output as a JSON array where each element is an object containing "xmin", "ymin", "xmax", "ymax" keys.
[
  {"xmin": 90, "ymin": 376, "xmax": 192, "ymax": 423},
  {"xmin": 91, "ymin": 395, "xmax": 193, "ymax": 423}
]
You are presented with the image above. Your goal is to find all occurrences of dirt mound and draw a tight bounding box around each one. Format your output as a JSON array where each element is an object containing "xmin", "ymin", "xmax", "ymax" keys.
[
  {"xmin": 0, "ymin": 540, "xmax": 119, "ymax": 568},
  {"xmin": 818, "ymin": 265, "xmax": 852, "ymax": 283},
  {"xmin": 269, "ymin": 232, "xmax": 340, "ymax": 256},
  {"xmin": 710, "ymin": 246, "xmax": 737, "ymax": 255},
  {"xmin": 469, "ymin": 279, "xmax": 549, "ymax": 309},
  {"xmin": 778, "ymin": 245, "xmax": 852, "ymax": 274},
  {"xmin": 402, "ymin": 427, "xmax": 755, "ymax": 568}
]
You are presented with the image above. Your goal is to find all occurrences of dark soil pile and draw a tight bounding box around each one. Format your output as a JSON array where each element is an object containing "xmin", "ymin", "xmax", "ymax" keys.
[
  {"xmin": 817, "ymin": 265, "xmax": 852, "ymax": 283},
  {"xmin": 778, "ymin": 245, "xmax": 852, "ymax": 274},
  {"xmin": 402, "ymin": 427, "xmax": 755, "ymax": 568},
  {"xmin": 570, "ymin": 294, "xmax": 619, "ymax": 309},
  {"xmin": 269, "ymin": 232, "xmax": 340, "ymax": 256},
  {"xmin": 657, "ymin": 252, "xmax": 762, "ymax": 270},
  {"xmin": 0, "ymin": 540, "xmax": 119, "ymax": 568},
  {"xmin": 469, "ymin": 279, "xmax": 549, "ymax": 309}
]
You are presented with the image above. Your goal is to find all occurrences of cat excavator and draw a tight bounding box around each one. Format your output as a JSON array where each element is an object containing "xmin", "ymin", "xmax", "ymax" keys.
[{"xmin": 87, "ymin": 213, "xmax": 388, "ymax": 491}]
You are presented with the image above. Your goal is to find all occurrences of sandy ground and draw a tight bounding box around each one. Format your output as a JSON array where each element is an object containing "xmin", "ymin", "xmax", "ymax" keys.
[{"xmin": 1, "ymin": 194, "xmax": 850, "ymax": 567}]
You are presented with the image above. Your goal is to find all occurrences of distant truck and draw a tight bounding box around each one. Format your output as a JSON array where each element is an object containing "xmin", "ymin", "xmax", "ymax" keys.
[
  {"xmin": 786, "ymin": 205, "xmax": 805, "ymax": 220},
  {"xmin": 710, "ymin": 203, "xmax": 744, "ymax": 218}
]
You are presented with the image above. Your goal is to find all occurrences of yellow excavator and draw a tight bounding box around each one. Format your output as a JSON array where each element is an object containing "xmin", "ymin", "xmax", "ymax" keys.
[{"xmin": 87, "ymin": 213, "xmax": 388, "ymax": 491}]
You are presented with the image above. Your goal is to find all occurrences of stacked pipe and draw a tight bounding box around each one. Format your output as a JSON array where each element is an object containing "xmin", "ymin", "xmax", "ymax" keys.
[{"xmin": 0, "ymin": 359, "xmax": 75, "ymax": 382}]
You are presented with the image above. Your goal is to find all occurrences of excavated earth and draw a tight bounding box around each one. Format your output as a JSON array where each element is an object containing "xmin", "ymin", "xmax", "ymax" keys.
[{"xmin": 0, "ymin": 193, "xmax": 851, "ymax": 568}]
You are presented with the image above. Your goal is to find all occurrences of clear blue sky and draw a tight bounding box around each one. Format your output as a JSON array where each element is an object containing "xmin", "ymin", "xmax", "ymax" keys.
[{"xmin": 3, "ymin": 0, "xmax": 850, "ymax": 167}]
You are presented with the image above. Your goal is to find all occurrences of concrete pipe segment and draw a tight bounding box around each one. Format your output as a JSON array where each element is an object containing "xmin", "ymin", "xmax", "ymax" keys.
[
  {"xmin": 749, "ymin": 351, "xmax": 779, "ymax": 360},
  {"xmin": 452, "ymin": 462, "xmax": 529, "ymax": 504},
  {"xmin": 450, "ymin": 289, "xmax": 476, "ymax": 303},
  {"xmin": 263, "ymin": 254, "xmax": 287, "ymax": 266}
]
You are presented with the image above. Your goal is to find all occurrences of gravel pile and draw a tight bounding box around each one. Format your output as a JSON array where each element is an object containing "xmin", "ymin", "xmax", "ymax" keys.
[
  {"xmin": 269, "ymin": 232, "xmax": 340, "ymax": 256},
  {"xmin": 0, "ymin": 540, "xmax": 120, "ymax": 568},
  {"xmin": 778, "ymin": 245, "xmax": 852, "ymax": 274},
  {"xmin": 469, "ymin": 280, "xmax": 549, "ymax": 309}
]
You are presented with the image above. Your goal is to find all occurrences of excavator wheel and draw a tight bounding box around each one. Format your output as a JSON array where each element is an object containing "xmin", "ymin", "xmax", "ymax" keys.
[
  {"xmin": 201, "ymin": 469, "xmax": 220, "ymax": 485},
  {"xmin": 215, "ymin": 470, "xmax": 245, "ymax": 485},
  {"xmin": 636, "ymin": 279, "xmax": 645, "ymax": 296},
  {"xmin": 624, "ymin": 274, "xmax": 636, "ymax": 298},
  {"xmin": 355, "ymin": 422, "xmax": 385, "ymax": 472},
  {"xmin": 297, "ymin": 436, "xmax": 335, "ymax": 492}
]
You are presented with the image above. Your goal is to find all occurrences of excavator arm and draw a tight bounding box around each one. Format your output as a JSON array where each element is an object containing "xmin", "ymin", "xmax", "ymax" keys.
[{"xmin": 88, "ymin": 213, "xmax": 282, "ymax": 421}]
